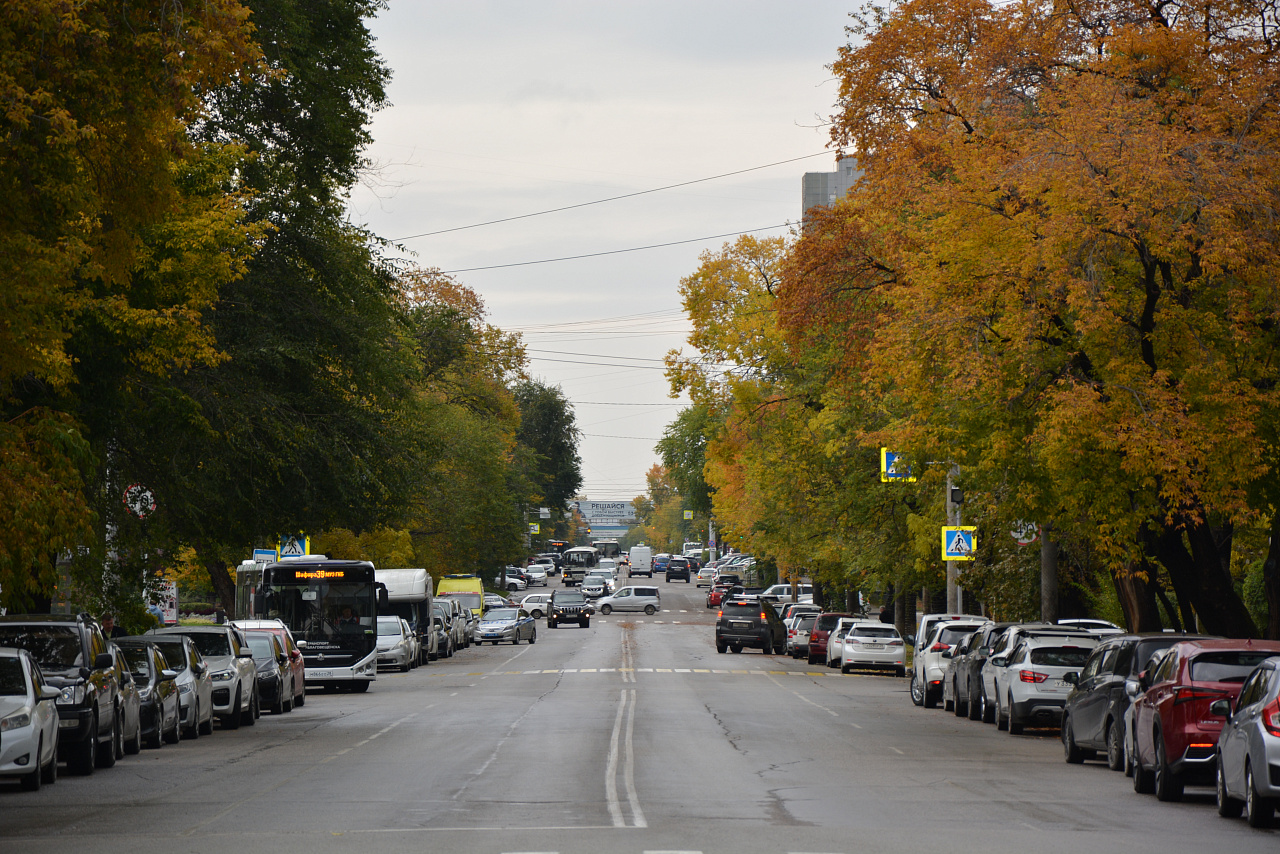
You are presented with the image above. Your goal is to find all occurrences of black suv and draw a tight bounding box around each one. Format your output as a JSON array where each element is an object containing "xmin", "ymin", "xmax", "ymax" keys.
[
  {"xmin": 665, "ymin": 556, "xmax": 692, "ymax": 583},
  {"xmin": 716, "ymin": 598, "xmax": 786, "ymax": 654},
  {"xmin": 0, "ymin": 613, "xmax": 121, "ymax": 774},
  {"xmin": 548, "ymin": 590, "xmax": 593, "ymax": 628}
]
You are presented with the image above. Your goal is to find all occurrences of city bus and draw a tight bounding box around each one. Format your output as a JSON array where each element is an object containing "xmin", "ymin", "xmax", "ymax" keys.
[
  {"xmin": 246, "ymin": 556, "xmax": 385, "ymax": 693},
  {"xmin": 561, "ymin": 546, "xmax": 599, "ymax": 585},
  {"xmin": 592, "ymin": 539, "xmax": 622, "ymax": 560}
]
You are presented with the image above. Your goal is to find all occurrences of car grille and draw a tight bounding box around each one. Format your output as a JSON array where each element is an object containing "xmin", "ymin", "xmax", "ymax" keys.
[{"xmin": 212, "ymin": 688, "xmax": 231, "ymax": 705}]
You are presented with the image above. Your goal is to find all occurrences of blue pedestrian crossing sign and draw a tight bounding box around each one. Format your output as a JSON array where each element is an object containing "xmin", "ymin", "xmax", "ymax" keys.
[
  {"xmin": 278, "ymin": 535, "xmax": 309, "ymax": 558},
  {"xmin": 880, "ymin": 448, "xmax": 916, "ymax": 482},
  {"xmin": 942, "ymin": 526, "xmax": 976, "ymax": 561}
]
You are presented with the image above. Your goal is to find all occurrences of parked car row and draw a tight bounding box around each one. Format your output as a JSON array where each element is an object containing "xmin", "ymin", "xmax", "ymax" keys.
[
  {"xmin": 917, "ymin": 612, "xmax": 1280, "ymax": 830},
  {"xmin": 0, "ymin": 613, "xmax": 313, "ymax": 791}
]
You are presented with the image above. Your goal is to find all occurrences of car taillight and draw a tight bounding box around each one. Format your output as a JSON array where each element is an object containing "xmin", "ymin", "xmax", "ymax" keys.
[
  {"xmin": 717, "ymin": 611, "xmax": 723, "ymax": 619},
  {"xmin": 1172, "ymin": 686, "xmax": 1226, "ymax": 706},
  {"xmin": 1019, "ymin": 670, "xmax": 1048, "ymax": 683},
  {"xmin": 888, "ymin": 640, "xmax": 903, "ymax": 646},
  {"xmin": 930, "ymin": 643, "xmax": 951, "ymax": 653},
  {"xmin": 1262, "ymin": 698, "xmax": 1280, "ymax": 737},
  {"xmin": 760, "ymin": 613, "xmax": 767, "ymax": 621}
]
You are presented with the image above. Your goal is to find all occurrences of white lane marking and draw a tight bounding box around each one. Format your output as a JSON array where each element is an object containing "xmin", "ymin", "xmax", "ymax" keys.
[
  {"xmin": 606, "ymin": 690, "xmax": 627, "ymax": 827},
  {"xmin": 768, "ymin": 674, "xmax": 839, "ymax": 717},
  {"xmin": 890, "ymin": 746, "xmax": 904, "ymax": 754},
  {"xmin": 623, "ymin": 688, "xmax": 647, "ymax": 828}
]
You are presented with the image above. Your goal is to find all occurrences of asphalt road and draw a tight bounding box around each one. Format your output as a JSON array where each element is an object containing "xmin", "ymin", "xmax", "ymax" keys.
[{"xmin": 2, "ymin": 574, "xmax": 1276, "ymax": 853}]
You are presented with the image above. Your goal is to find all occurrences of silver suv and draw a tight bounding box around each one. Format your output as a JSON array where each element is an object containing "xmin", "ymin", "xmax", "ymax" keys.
[
  {"xmin": 595, "ymin": 586, "xmax": 660, "ymax": 616},
  {"xmin": 151, "ymin": 626, "xmax": 258, "ymax": 727}
]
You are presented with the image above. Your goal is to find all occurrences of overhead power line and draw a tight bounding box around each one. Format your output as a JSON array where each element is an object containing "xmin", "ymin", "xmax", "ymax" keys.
[
  {"xmin": 391, "ymin": 151, "xmax": 829, "ymax": 241},
  {"xmin": 441, "ymin": 224, "xmax": 790, "ymax": 274}
]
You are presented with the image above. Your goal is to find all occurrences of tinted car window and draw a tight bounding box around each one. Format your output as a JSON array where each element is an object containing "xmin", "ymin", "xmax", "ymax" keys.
[
  {"xmin": 150, "ymin": 640, "xmax": 189, "ymax": 673},
  {"xmin": 1190, "ymin": 651, "xmax": 1274, "ymax": 683},
  {"xmin": 0, "ymin": 626, "xmax": 82, "ymax": 670},
  {"xmin": 1079, "ymin": 648, "xmax": 1105, "ymax": 680},
  {"xmin": 722, "ymin": 603, "xmax": 762, "ymax": 617},
  {"xmin": 1029, "ymin": 647, "xmax": 1091, "ymax": 667},
  {"xmin": 485, "ymin": 609, "xmax": 518, "ymax": 621},
  {"xmin": 553, "ymin": 592, "xmax": 586, "ymax": 605},
  {"xmin": 1130, "ymin": 639, "xmax": 1179, "ymax": 677},
  {"xmin": 121, "ymin": 646, "xmax": 151, "ymax": 678},
  {"xmin": 0, "ymin": 658, "xmax": 26, "ymax": 695},
  {"xmin": 850, "ymin": 625, "xmax": 899, "ymax": 639},
  {"xmin": 245, "ymin": 635, "xmax": 277, "ymax": 658},
  {"xmin": 815, "ymin": 614, "xmax": 844, "ymax": 631},
  {"xmin": 796, "ymin": 615, "xmax": 818, "ymax": 630}
]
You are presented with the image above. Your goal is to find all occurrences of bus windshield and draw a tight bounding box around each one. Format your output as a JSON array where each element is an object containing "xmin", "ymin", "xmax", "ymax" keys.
[{"xmin": 265, "ymin": 580, "xmax": 374, "ymax": 644}]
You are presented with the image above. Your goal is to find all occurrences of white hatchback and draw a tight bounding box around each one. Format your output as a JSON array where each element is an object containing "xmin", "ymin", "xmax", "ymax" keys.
[
  {"xmin": 999, "ymin": 635, "xmax": 1097, "ymax": 734},
  {"xmin": 835, "ymin": 621, "xmax": 906, "ymax": 676},
  {"xmin": 595, "ymin": 586, "xmax": 661, "ymax": 616},
  {"xmin": 0, "ymin": 647, "xmax": 61, "ymax": 790},
  {"xmin": 520, "ymin": 593, "xmax": 553, "ymax": 619}
]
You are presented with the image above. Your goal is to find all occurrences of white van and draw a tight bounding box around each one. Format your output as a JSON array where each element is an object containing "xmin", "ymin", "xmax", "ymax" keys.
[{"xmin": 629, "ymin": 545, "xmax": 653, "ymax": 577}]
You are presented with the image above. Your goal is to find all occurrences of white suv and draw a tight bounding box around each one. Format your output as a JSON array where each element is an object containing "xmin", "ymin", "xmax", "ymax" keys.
[
  {"xmin": 978, "ymin": 624, "xmax": 1094, "ymax": 723},
  {"xmin": 911, "ymin": 614, "xmax": 987, "ymax": 708},
  {"xmin": 998, "ymin": 635, "xmax": 1097, "ymax": 734}
]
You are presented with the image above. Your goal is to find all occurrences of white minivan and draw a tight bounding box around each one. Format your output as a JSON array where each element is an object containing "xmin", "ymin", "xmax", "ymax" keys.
[
  {"xmin": 595, "ymin": 586, "xmax": 661, "ymax": 616},
  {"xmin": 629, "ymin": 545, "xmax": 653, "ymax": 577}
]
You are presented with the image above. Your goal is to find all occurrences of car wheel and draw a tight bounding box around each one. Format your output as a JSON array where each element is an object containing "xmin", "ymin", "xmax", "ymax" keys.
[
  {"xmin": 581, "ymin": 619, "xmax": 590, "ymax": 629},
  {"xmin": 996, "ymin": 694, "xmax": 1008, "ymax": 731},
  {"xmin": 351, "ymin": 681, "xmax": 370, "ymax": 693},
  {"xmin": 273, "ymin": 686, "xmax": 286, "ymax": 714},
  {"xmin": 1246, "ymin": 762, "xmax": 1276, "ymax": 828},
  {"xmin": 21, "ymin": 735, "xmax": 43, "ymax": 791},
  {"xmin": 924, "ymin": 683, "xmax": 938, "ymax": 709},
  {"xmin": 529, "ymin": 630, "xmax": 536, "ymax": 645},
  {"xmin": 1008, "ymin": 700, "xmax": 1024, "ymax": 736},
  {"xmin": 1153, "ymin": 733, "xmax": 1183, "ymax": 801},
  {"xmin": 1063, "ymin": 716, "xmax": 1085, "ymax": 763},
  {"xmin": 401, "ymin": 656, "xmax": 412, "ymax": 671},
  {"xmin": 96, "ymin": 711, "xmax": 119, "ymax": 768},
  {"xmin": 730, "ymin": 644, "xmax": 743, "ymax": 654},
  {"xmin": 944, "ymin": 692, "xmax": 954, "ymax": 712},
  {"xmin": 763, "ymin": 637, "xmax": 773, "ymax": 655},
  {"xmin": 716, "ymin": 642, "xmax": 727, "ymax": 653},
  {"xmin": 644, "ymin": 605, "xmax": 656, "ymax": 615},
  {"xmin": 601, "ymin": 605, "xmax": 612, "ymax": 615},
  {"xmin": 164, "ymin": 706, "xmax": 181, "ymax": 744},
  {"xmin": 1217, "ymin": 756, "xmax": 1244, "ymax": 818},
  {"xmin": 183, "ymin": 702, "xmax": 199, "ymax": 740},
  {"xmin": 910, "ymin": 672, "xmax": 924, "ymax": 706},
  {"xmin": 896, "ymin": 666, "xmax": 907, "ymax": 678},
  {"xmin": 111, "ymin": 706, "xmax": 125, "ymax": 760},
  {"xmin": 841, "ymin": 663, "xmax": 851, "ymax": 674},
  {"xmin": 70, "ymin": 710, "xmax": 97, "ymax": 774},
  {"xmin": 124, "ymin": 711, "xmax": 141, "ymax": 755},
  {"xmin": 1105, "ymin": 719, "xmax": 1124, "ymax": 771},
  {"xmin": 531, "ymin": 609, "xmax": 542, "ymax": 619},
  {"xmin": 40, "ymin": 734, "xmax": 57, "ymax": 785},
  {"xmin": 247, "ymin": 687, "xmax": 259, "ymax": 724},
  {"xmin": 199, "ymin": 702, "xmax": 214, "ymax": 735},
  {"xmin": 226, "ymin": 692, "xmax": 243, "ymax": 730},
  {"xmin": 549, "ymin": 619, "xmax": 558, "ymax": 629},
  {"xmin": 981, "ymin": 689, "xmax": 995, "ymax": 724},
  {"xmin": 145, "ymin": 713, "xmax": 163, "ymax": 750}
]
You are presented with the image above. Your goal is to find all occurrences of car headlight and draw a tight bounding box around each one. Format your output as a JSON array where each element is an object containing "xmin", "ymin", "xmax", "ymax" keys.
[
  {"xmin": 1, "ymin": 710, "xmax": 32, "ymax": 731},
  {"xmin": 179, "ymin": 682, "xmax": 194, "ymax": 695},
  {"xmin": 58, "ymin": 684, "xmax": 86, "ymax": 705},
  {"xmin": 211, "ymin": 670, "xmax": 235, "ymax": 682}
]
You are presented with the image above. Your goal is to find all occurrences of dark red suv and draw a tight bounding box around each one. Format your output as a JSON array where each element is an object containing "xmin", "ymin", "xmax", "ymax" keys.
[
  {"xmin": 1131, "ymin": 638, "xmax": 1280, "ymax": 801},
  {"xmin": 806, "ymin": 613, "xmax": 851, "ymax": 665}
]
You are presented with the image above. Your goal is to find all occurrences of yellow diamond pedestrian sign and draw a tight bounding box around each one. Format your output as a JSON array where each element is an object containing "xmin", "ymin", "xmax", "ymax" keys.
[{"xmin": 942, "ymin": 526, "xmax": 976, "ymax": 561}]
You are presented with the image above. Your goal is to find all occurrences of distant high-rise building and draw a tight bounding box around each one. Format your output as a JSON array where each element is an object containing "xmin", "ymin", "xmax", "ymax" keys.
[{"xmin": 802, "ymin": 154, "xmax": 862, "ymax": 220}]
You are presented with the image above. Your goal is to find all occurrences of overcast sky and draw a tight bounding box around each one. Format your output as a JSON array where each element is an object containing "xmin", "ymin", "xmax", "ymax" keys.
[{"xmin": 347, "ymin": 1, "xmax": 855, "ymax": 500}]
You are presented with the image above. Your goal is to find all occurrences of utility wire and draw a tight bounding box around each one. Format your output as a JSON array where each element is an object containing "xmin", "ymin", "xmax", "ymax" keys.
[
  {"xmin": 441, "ymin": 224, "xmax": 790, "ymax": 274},
  {"xmin": 391, "ymin": 152, "xmax": 829, "ymax": 241}
]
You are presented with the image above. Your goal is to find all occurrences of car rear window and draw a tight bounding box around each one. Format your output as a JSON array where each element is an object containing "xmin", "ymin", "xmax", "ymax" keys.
[
  {"xmin": 850, "ymin": 625, "xmax": 898, "ymax": 639},
  {"xmin": 937, "ymin": 625, "xmax": 983, "ymax": 645},
  {"xmin": 796, "ymin": 615, "xmax": 817, "ymax": 630},
  {"xmin": 1029, "ymin": 647, "xmax": 1091, "ymax": 667},
  {"xmin": 1190, "ymin": 651, "xmax": 1276, "ymax": 683},
  {"xmin": 815, "ymin": 614, "xmax": 845, "ymax": 631},
  {"xmin": 722, "ymin": 603, "xmax": 762, "ymax": 617}
]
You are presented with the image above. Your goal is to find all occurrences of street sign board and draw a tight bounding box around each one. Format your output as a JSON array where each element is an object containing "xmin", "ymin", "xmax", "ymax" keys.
[
  {"xmin": 252, "ymin": 549, "xmax": 276, "ymax": 564},
  {"xmin": 880, "ymin": 449, "xmax": 916, "ymax": 482},
  {"xmin": 278, "ymin": 535, "xmax": 308, "ymax": 558},
  {"xmin": 529, "ymin": 523, "xmax": 540, "ymax": 535},
  {"xmin": 539, "ymin": 507, "xmax": 550, "ymax": 519},
  {"xmin": 1011, "ymin": 521, "xmax": 1038, "ymax": 546},
  {"xmin": 683, "ymin": 510, "xmax": 694, "ymax": 520},
  {"xmin": 942, "ymin": 526, "xmax": 977, "ymax": 561}
]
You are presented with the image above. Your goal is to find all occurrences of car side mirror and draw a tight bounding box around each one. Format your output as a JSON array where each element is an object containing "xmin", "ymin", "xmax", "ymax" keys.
[
  {"xmin": 237, "ymin": 650, "xmax": 254, "ymax": 659},
  {"xmin": 1124, "ymin": 678, "xmax": 1142, "ymax": 699},
  {"xmin": 160, "ymin": 669, "xmax": 178, "ymax": 682},
  {"xmin": 1062, "ymin": 672, "xmax": 1078, "ymax": 685},
  {"xmin": 193, "ymin": 663, "xmax": 206, "ymax": 675},
  {"xmin": 1209, "ymin": 699, "xmax": 1232, "ymax": 717},
  {"xmin": 295, "ymin": 640, "xmax": 307, "ymax": 650},
  {"xmin": 39, "ymin": 685, "xmax": 61, "ymax": 702},
  {"xmin": 990, "ymin": 656, "xmax": 1007, "ymax": 668},
  {"xmin": 941, "ymin": 649, "xmax": 953, "ymax": 659},
  {"xmin": 94, "ymin": 652, "xmax": 115, "ymax": 670},
  {"xmin": 278, "ymin": 654, "xmax": 289, "ymax": 665}
]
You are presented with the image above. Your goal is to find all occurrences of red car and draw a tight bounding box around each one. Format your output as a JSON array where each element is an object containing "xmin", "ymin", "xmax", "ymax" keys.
[
  {"xmin": 1131, "ymin": 638, "xmax": 1280, "ymax": 801},
  {"xmin": 806, "ymin": 612, "xmax": 851, "ymax": 665}
]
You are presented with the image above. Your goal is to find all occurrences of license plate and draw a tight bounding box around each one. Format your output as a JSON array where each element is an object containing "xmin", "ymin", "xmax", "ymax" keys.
[
  {"xmin": 310, "ymin": 670, "xmax": 332, "ymax": 678},
  {"xmin": 862, "ymin": 643, "xmax": 884, "ymax": 649},
  {"xmin": 731, "ymin": 621, "xmax": 752, "ymax": 629},
  {"xmin": 1054, "ymin": 680, "xmax": 1071, "ymax": 688}
]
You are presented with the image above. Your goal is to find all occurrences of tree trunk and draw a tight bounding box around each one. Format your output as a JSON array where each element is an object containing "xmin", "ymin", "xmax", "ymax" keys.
[
  {"xmin": 1263, "ymin": 508, "xmax": 1280, "ymax": 640},
  {"xmin": 1152, "ymin": 517, "xmax": 1258, "ymax": 638},
  {"xmin": 206, "ymin": 558, "xmax": 235, "ymax": 621},
  {"xmin": 1112, "ymin": 558, "xmax": 1162, "ymax": 632},
  {"xmin": 895, "ymin": 586, "xmax": 915, "ymax": 640},
  {"xmin": 1040, "ymin": 528, "xmax": 1059, "ymax": 622}
]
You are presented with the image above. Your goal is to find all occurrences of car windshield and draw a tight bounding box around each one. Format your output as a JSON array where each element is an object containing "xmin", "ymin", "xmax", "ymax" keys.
[
  {"xmin": 0, "ymin": 658, "xmax": 26, "ymax": 695},
  {"xmin": 180, "ymin": 632, "xmax": 231, "ymax": 658},
  {"xmin": 555, "ymin": 593, "xmax": 586, "ymax": 605},
  {"xmin": 0, "ymin": 626, "xmax": 81, "ymax": 671},
  {"xmin": 1029, "ymin": 647, "xmax": 1091, "ymax": 666},
  {"xmin": 1191, "ymin": 651, "xmax": 1275, "ymax": 683},
  {"xmin": 150, "ymin": 641, "xmax": 189, "ymax": 673},
  {"xmin": 120, "ymin": 646, "xmax": 152, "ymax": 679},
  {"xmin": 376, "ymin": 618, "xmax": 403, "ymax": 636},
  {"xmin": 245, "ymin": 635, "xmax": 277, "ymax": 658},
  {"xmin": 851, "ymin": 626, "xmax": 899, "ymax": 639},
  {"xmin": 484, "ymin": 609, "xmax": 518, "ymax": 621}
]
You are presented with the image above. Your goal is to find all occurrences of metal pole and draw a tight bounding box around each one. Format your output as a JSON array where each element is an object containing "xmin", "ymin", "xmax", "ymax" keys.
[{"xmin": 945, "ymin": 467, "xmax": 961, "ymax": 612}]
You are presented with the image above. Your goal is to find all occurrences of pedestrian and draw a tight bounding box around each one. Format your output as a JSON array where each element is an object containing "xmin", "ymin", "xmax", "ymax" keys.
[
  {"xmin": 214, "ymin": 602, "xmax": 226, "ymax": 625},
  {"xmin": 101, "ymin": 614, "xmax": 127, "ymax": 638}
]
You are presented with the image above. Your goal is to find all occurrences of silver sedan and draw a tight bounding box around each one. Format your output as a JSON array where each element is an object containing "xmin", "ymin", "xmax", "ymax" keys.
[{"xmin": 473, "ymin": 608, "xmax": 537, "ymax": 645}]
